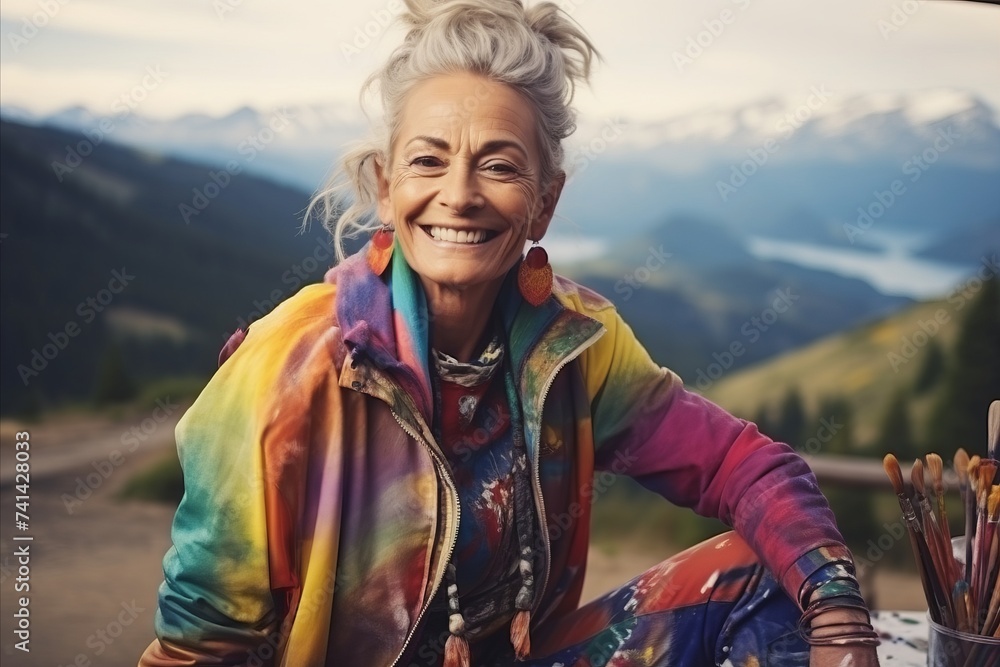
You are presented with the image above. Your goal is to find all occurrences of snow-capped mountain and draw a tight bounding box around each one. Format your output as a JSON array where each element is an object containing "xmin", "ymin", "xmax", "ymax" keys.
[
  {"xmin": 5, "ymin": 88, "xmax": 998, "ymax": 189},
  {"xmin": 3, "ymin": 89, "xmax": 998, "ymax": 254},
  {"xmin": 3, "ymin": 101, "xmax": 368, "ymax": 191},
  {"xmin": 568, "ymin": 88, "xmax": 1000, "ymax": 173}
]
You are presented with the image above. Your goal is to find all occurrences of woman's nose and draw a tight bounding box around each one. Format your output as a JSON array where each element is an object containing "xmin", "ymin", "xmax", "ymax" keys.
[{"xmin": 438, "ymin": 164, "xmax": 485, "ymax": 214}]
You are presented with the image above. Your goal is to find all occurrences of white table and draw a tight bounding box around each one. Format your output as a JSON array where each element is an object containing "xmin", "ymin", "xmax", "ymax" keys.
[{"xmin": 873, "ymin": 610, "xmax": 928, "ymax": 666}]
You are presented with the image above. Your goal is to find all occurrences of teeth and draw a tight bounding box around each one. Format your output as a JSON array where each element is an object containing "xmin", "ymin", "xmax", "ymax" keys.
[{"xmin": 428, "ymin": 226, "xmax": 488, "ymax": 244}]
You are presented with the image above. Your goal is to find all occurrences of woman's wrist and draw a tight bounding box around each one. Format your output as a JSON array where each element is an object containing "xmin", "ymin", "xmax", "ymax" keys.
[
  {"xmin": 801, "ymin": 604, "xmax": 879, "ymax": 647},
  {"xmin": 808, "ymin": 607, "xmax": 872, "ymax": 633}
]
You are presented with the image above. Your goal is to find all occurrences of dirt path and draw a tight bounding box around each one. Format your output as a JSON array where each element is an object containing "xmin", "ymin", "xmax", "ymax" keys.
[
  {"xmin": 0, "ymin": 410, "xmax": 182, "ymax": 667},
  {"xmin": 0, "ymin": 411, "xmax": 925, "ymax": 666}
]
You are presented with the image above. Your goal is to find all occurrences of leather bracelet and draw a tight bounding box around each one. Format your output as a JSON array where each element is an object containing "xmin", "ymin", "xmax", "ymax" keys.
[
  {"xmin": 798, "ymin": 560, "xmax": 858, "ymax": 607},
  {"xmin": 801, "ymin": 573, "xmax": 864, "ymax": 609},
  {"xmin": 800, "ymin": 620, "xmax": 880, "ymax": 647},
  {"xmin": 801, "ymin": 595, "xmax": 871, "ymax": 622},
  {"xmin": 802, "ymin": 634, "xmax": 880, "ymax": 648},
  {"xmin": 798, "ymin": 598, "xmax": 879, "ymax": 648},
  {"xmin": 808, "ymin": 621, "xmax": 876, "ymax": 634}
]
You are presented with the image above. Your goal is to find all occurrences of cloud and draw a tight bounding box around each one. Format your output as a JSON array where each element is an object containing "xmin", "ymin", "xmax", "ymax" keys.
[{"xmin": 1, "ymin": 0, "xmax": 997, "ymax": 121}]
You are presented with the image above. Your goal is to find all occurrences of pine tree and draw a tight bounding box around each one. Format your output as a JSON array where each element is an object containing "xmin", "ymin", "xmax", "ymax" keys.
[
  {"xmin": 813, "ymin": 401, "xmax": 879, "ymax": 551},
  {"xmin": 824, "ymin": 483, "xmax": 879, "ymax": 558},
  {"xmin": 753, "ymin": 404, "xmax": 775, "ymax": 438},
  {"xmin": 877, "ymin": 388, "xmax": 919, "ymax": 461},
  {"xmin": 93, "ymin": 342, "xmax": 138, "ymax": 406},
  {"xmin": 914, "ymin": 338, "xmax": 946, "ymax": 395},
  {"xmin": 18, "ymin": 387, "xmax": 45, "ymax": 423},
  {"xmin": 927, "ymin": 276, "xmax": 1000, "ymax": 452},
  {"xmin": 807, "ymin": 395, "xmax": 854, "ymax": 456},
  {"xmin": 773, "ymin": 387, "xmax": 808, "ymax": 447}
]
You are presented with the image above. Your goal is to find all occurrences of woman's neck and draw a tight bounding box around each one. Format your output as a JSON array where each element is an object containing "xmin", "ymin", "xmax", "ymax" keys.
[{"xmin": 422, "ymin": 277, "xmax": 503, "ymax": 362}]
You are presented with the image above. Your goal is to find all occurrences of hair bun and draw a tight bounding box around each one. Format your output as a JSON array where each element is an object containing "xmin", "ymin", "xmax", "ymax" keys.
[
  {"xmin": 524, "ymin": 2, "xmax": 597, "ymax": 85},
  {"xmin": 399, "ymin": 0, "xmax": 598, "ymax": 88}
]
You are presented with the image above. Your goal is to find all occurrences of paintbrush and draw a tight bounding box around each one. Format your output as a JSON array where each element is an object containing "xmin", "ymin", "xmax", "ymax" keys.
[
  {"xmin": 989, "ymin": 401, "xmax": 999, "ymax": 461},
  {"xmin": 957, "ymin": 448, "xmax": 973, "ymax": 579},
  {"xmin": 927, "ymin": 456, "xmax": 955, "ymax": 542},
  {"xmin": 914, "ymin": 458, "xmax": 954, "ymax": 618},
  {"xmin": 973, "ymin": 460, "xmax": 998, "ymax": 617},
  {"xmin": 986, "ymin": 560, "xmax": 1000, "ymax": 637},
  {"xmin": 885, "ymin": 454, "xmax": 950, "ymax": 625},
  {"xmin": 968, "ymin": 602, "xmax": 1000, "ymax": 667},
  {"xmin": 954, "ymin": 579, "xmax": 973, "ymax": 633},
  {"xmin": 927, "ymin": 453, "xmax": 959, "ymax": 577},
  {"xmin": 969, "ymin": 455, "xmax": 982, "ymax": 582},
  {"xmin": 979, "ymin": 487, "xmax": 1000, "ymax": 632}
]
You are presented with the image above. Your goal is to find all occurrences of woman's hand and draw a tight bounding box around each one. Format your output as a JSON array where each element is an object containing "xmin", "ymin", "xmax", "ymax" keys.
[{"xmin": 807, "ymin": 608, "xmax": 880, "ymax": 667}]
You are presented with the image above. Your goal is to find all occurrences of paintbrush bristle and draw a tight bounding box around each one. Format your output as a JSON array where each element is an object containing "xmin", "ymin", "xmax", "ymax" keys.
[
  {"xmin": 990, "ymin": 486, "xmax": 1000, "ymax": 522},
  {"xmin": 883, "ymin": 453, "xmax": 905, "ymax": 495},
  {"xmin": 956, "ymin": 448, "xmax": 970, "ymax": 486},
  {"xmin": 971, "ymin": 456, "xmax": 983, "ymax": 494},
  {"xmin": 978, "ymin": 462, "xmax": 996, "ymax": 507},
  {"xmin": 989, "ymin": 400, "xmax": 999, "ymax": 459},
  {"xmin": 982, "ymin": 460, "xmax": 998, "ymax": 494},
  {"xmin": 926, "ymin": 453, "xmax": 945, "ymax": 495},
  {"xmin": 911, "ymin": 459, "xmax": 926, "ymax": 496}
]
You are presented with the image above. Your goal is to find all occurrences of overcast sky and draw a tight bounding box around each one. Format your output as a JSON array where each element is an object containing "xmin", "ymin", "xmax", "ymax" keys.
[{"xmin": 1, "ymin": 0, "xmax": 998, "ymax": 122}]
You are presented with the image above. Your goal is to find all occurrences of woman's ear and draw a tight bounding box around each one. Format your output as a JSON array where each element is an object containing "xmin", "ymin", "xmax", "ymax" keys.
[{"xmin": 530, "ymin": 171, "xmax": 566, "ymax": 240}]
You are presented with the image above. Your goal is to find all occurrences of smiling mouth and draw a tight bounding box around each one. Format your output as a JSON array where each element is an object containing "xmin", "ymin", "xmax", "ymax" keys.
[{"xmin": 420, "ymin": 225, "xmax": 498, "ymax": 244}]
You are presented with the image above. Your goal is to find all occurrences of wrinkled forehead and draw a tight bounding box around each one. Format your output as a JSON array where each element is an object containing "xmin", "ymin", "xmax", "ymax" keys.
[{"xmin": 393, "ymin": 73, "xmax": 541, "ymax": 156}]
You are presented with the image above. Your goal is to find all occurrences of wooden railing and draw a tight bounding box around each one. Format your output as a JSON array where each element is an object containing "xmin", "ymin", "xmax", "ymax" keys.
[{"xmin": 803, "ymin": 454, "xmax": 960, "ymax": 490}]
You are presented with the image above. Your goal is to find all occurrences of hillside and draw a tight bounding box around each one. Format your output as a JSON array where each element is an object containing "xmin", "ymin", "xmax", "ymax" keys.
[
  {"xmin": 704, "ymin": 285, "xmax": 989, "ymax": 446},
  {"xmin": 8, "ymin": 91, "xmax": 998, "ymax": 254},
  {"xmin": 0, "ymin": 119, "xmax": 339, "ymax": 412},
  {"xmin": 562, "ymin": 216, "xmax": 911, "ymax": 380},
  {"xmin": 0, "ymin": 118, "xmax": 920, "ymax": 416}
]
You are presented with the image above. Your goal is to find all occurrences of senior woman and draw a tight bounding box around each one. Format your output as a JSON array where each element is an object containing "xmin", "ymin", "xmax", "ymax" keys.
[{"xmin": 140, "ymin": 2, "xmax": 880, "ymax": 666}]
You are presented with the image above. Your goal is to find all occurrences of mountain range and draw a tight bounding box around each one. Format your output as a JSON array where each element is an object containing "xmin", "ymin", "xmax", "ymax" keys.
[
  {"xmin": 1, "ymin": 116, "xmax": 921, "ymax": 413},
  {"xmin": 0, "ymin": 119, "xmax": 335, "ymax": 411},
  {"xmin": 4, "ymin": 88, "xmax": 998, "ymax": 256}
]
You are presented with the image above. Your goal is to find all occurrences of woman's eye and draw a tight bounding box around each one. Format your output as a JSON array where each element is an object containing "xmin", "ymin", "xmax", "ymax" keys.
[
  {"xmin": 411, "ymin": 156, "xmax": 441, "ymax": 168},
  {"xmin": 484, "ymin": 162, "xmax": 516, "ymax": 174}
]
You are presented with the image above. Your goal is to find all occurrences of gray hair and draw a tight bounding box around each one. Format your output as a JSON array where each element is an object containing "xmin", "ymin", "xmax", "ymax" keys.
[{"xmin": 306, "ymin": 0, "xmax": 600, "ymax": 259}]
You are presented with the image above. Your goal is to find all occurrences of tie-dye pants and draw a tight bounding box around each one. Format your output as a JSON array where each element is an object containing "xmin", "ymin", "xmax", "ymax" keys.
[{"xmin": 406, "ymin": 532, "xmax": 811, "ymax": 667}]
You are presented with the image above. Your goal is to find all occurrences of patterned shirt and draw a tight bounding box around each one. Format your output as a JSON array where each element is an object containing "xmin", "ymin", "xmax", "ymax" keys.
[{"xmin": 423, "ymin": 339, "xmax": 524, "ymax": 648}]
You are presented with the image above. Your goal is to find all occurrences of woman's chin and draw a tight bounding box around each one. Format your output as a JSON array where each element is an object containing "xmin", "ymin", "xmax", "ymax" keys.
[{"xmin": 413, "ymin": 265, "xmax": 507, "ymax": 296}]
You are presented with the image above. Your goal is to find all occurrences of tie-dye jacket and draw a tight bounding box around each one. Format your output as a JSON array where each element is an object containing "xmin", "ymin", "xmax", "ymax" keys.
[{"xmin": 138, "ymin": 247, "xmax": 854, "ymax": 666}]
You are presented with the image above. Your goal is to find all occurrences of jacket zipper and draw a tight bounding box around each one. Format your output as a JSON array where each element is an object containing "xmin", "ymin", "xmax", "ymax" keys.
[
  {"xmin": 360, "ymin": 321, "xmax": 605, "ymax": 665},
  {"xmin": 360, "ymin": 371, "xmax": 461, "ymax": 667},
  {"xmin": 527, "ymin": 327, "xmax": 606, "ymax": 616}
]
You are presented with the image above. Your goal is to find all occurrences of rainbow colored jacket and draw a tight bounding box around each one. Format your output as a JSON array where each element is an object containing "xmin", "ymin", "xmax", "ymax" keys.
[{"xmin": 139, "ymin": 248, "xmax": 853, "ymax": 666}]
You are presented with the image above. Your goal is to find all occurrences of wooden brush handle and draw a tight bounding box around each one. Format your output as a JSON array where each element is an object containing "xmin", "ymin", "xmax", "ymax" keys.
[
  {"xmin": 967, "ymin": 492, "xmax": 977, "ymax": 582},
  {"xmin": 990, "ymin": 400, "xmax": 999, "ymax": 461}
]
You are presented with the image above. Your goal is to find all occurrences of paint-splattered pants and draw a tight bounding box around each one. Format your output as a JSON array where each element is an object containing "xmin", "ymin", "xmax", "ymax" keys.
[{"xmin": 408, "ymin": 532, "xmax": 810, "ymax": 667}]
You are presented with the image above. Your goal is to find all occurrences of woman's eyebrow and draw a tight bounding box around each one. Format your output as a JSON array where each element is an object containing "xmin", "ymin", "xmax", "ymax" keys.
[
  {"xmin": 404, "ymin": 135, "xmax": 450, "ymax": 150},
  {"xmin": 403, "ymin": 135, "xmax": 528, "ymax": 159},
  {"xmin": 477, "ymin": 139, "xmax": 528, "ymax": 159}
]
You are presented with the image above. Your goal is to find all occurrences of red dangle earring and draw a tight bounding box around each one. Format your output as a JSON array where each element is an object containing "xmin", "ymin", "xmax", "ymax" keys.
[
  {"xmin": 367, "ymin": 224, "xmax": 394, "ymax": 276},
  {"xmin": 517, "ymin": 242, "xmax": 552, "ymax": 306}
]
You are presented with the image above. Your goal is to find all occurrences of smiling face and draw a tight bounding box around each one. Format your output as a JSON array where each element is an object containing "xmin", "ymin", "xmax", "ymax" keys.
[{"xmin": 376, "ymin": 72, "xmax": 563, "ymax": 296}]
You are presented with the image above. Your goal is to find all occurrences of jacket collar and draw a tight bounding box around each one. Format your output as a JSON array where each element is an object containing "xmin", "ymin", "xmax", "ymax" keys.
[{"xmin": 327, "ymin": 239, "xmax": 605, "ymax": 440}]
